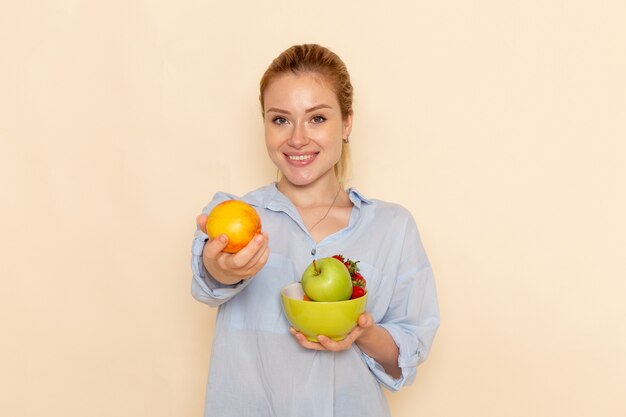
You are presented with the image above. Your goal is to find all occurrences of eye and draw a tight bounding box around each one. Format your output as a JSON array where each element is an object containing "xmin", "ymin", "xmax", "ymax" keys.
[
  {"xmin": 310, "ymin": 115, "xmax": 327, "ymax": 124},
  {"xmin": 272, "ymin": 116, "xmax": 289, "ymax": 125}
]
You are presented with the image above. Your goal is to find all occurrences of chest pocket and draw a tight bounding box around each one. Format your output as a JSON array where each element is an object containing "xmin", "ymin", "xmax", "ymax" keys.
[
  {"xmin": 354, "ymin": 262, "xmax": 390, "ymax": 322},
  {"xmin": 228, "ymin": 252, "xmax": 297, "ymax": 333}
]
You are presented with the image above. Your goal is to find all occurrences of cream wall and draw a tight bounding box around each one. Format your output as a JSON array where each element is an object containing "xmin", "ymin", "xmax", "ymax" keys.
[{"xmin": 1, "ymin": 1, "xmax": 625, "ymax": 416}]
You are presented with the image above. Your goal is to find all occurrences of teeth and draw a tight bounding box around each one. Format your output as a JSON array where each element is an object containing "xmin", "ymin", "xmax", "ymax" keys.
[{"xmin": 288, "ymin": 154, "xmax": 314, "ymax": 161}]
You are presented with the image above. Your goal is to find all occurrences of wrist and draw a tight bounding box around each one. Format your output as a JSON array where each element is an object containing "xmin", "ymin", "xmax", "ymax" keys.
[
  {"xmin": 212, "ymin": 273, "xmax": 245, "ymax": 286},
  {"xmin": 355, "ymin": 318, "xmax": 377, "ymax": 346},
  {"xmin": 203, "ymin": 264, "xmax": 245, "ymax": 287}
]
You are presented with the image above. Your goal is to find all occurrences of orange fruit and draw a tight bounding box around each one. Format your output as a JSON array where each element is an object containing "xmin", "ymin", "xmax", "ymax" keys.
[{"xmin": 205, "ymin": 200, "xmax": 262, "ymax": 253}]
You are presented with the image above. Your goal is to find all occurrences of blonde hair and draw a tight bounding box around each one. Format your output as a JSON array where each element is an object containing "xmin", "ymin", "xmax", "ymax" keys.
[{"xmin": 259, "ymin": 44, "xmax": 353, "ymax": 184}]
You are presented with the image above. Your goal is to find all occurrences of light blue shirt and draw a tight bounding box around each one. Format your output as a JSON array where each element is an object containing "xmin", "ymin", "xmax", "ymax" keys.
[{"xmin": 191, "ymin": 183, "xmax": 439, "ymax": 417}]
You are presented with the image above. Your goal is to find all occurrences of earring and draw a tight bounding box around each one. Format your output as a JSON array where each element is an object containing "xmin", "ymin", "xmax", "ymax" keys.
[{"xmin": 343, "ymin": 136, "xmax": 350, "ymax": 144}]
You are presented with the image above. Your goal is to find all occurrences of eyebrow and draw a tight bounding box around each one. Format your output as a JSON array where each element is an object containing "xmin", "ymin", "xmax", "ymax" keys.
[{"xmin": 265, "ymin": 104, "xmax": 333, "ymax": 115}]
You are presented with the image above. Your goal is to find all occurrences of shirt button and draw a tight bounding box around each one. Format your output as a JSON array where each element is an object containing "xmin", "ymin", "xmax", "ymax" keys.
[{"xmin": 311, "ymin": 248, "xmax": 316, "ymax": 256}]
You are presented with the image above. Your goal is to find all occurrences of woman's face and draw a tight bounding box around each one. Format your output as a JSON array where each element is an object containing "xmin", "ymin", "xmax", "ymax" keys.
[{"xmin": 263, "ymin": 73, "xmax": 352, "ymax": 188}]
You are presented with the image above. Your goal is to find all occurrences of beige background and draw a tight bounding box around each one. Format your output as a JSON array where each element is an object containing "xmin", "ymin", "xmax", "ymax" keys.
[{"xmin": 1, "ymin": 1, "xmax": 625, "ymax": 416}]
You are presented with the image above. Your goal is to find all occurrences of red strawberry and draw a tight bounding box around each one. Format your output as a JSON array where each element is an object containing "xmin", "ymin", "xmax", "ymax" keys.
[
  {"xmin": 332, "ymin": 254, "xmax": 367, "ymax": 295},
  {"xmin": 351, "ymin": 286, "xmax": 366, "ymax": 299},
  {"xmin": 352, "ymin": 272, "xmax": 366, "ymax": 287}
]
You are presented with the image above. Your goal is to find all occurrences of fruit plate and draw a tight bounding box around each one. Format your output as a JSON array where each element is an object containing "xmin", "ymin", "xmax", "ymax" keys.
[{"xmin": 280, "ymin": 282, "xmax": 368, "ymax": 342}]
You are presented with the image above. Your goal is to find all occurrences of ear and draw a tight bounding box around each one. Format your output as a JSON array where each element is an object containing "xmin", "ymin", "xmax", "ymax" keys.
[{"xmin": 342, "ymin": 111, "xmax": 353, "ymax": 139}]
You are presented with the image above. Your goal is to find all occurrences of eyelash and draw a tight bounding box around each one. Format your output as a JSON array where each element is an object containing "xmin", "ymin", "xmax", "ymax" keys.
[
  {"xmin": 271, "ymin": 115, "xmax": 327, "ymax": 125},
  {"xmin": 272, "ymin": 116, "xmax": 288, "ymax": 125}
]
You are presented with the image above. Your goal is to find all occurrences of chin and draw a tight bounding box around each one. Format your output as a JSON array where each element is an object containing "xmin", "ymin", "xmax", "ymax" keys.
[
  {"xmin": 281, "ymin": 175, "xmax": 315, "ymax": 187},
  {"xmin": 276, "ymin": 167, "xmax": 310, "ymax": 185},
  {"xmin": 277, "ymin": 163, "xmax": 336, "ymax": 188}
]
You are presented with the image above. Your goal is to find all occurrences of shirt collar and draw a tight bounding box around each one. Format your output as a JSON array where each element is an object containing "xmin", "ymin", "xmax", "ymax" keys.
[
  {"xmin": 255, "ymin": 182, "xmax": 373, "ymax": 211},
  {"xmin": 264, "ymin": 183, "xmax": 295, "ymax": 213},
  {"xmin": 346, "ymin": 187, "xmax": 373, "ymax": 208}
]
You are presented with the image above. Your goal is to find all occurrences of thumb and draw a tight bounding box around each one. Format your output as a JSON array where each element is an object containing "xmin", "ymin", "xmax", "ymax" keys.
[
  {"xmin": 203, "ymin": 234, "xmax": 229, "ymax": 259},
  {"xmin": 358, "ymin": 312, "xmax": 374, "ymax": 328}
]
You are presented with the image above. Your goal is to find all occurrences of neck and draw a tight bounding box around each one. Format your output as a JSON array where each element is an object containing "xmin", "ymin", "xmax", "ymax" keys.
[{"xmin": 277, "ymin": 177, "xmax": 343, "ymax": 209}]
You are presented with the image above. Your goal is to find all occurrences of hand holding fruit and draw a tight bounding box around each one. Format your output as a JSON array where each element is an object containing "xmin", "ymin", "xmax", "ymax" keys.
[
  {"xmin": 289, "ymin": 254, "xmax": 370, "ymax": 349},
  {"xmin": 289, "ymin": 312, "xmax": 374, "ymax": 352},
  {"xmin": 196, "ymin": 209, "xmax": 269, "ymax": 285},
  {"xmin": 205, "ymin": 200, "xmax": 262, "ymax": 253}
]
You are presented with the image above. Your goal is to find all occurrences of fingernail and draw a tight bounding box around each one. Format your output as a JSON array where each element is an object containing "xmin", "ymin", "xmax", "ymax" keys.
[
  {"xmin": 254, "ymin": 234, "xmax": 263, "ymax": 244},
  {"xmin": 219, "ymin": 234, "xmax": 228, "ymax": 243}
]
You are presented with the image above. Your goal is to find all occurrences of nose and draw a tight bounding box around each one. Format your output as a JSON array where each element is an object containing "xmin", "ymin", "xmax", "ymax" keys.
[{"xmin": 287, "ymin": 120, "xmax": 310, "ymax": 148}]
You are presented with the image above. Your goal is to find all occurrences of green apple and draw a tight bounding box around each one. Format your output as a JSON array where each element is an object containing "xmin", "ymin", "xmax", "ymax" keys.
[{"xmin": 301, "ymin": 257, "xmax": 353, "ymax": 302}]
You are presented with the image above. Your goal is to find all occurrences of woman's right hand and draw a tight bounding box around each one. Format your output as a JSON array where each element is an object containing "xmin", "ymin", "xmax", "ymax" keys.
[{"xmin": 196, "ymin": 215, "xmax": 270, "ymax": 285}]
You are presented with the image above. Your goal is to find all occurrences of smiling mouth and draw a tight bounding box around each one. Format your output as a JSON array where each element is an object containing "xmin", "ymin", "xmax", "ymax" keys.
[{"xmin": 287, "ymin": 154, "xmax": 317, "ymax": 161}]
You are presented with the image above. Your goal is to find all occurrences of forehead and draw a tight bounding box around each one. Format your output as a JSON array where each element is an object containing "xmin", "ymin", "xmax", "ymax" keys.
[{"xmin": 263, "ymin": 72, "xmax": 339, "ymax": 109}]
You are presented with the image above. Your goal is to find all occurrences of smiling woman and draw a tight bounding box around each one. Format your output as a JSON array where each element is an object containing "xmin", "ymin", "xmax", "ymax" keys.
[
  {"xmin": 191, "ymin": 44, "xmax": 440, "ymax": 417},
  {"xmin": 260, "ymin": 44, "xmax": 354, "ymax": 186},
  {"xmin": 263, "ymin": 73, "xmax": 351, "ymax": 188}
]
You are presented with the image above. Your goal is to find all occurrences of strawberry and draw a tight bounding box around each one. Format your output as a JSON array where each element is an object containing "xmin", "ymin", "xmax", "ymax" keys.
[
  {"xmin": 331, "ymin": 254, "xmax": 367, "ymax": 298},
  {"xmin": 351, "ymin": 272, "xmax": 366, "ymax": 287},
  {"xmin": 351, "ymin": 286, "xmax": 366, "ymax": 299},
  {"xmin": 343, "ymin": 258, "xmax": 360, "ymax": 277}
]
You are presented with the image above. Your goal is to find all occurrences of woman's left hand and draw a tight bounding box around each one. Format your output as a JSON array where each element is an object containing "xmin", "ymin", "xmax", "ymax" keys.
[{"xmin": 289, "ymin": 312, "xmax": 374, "ymax": 351}]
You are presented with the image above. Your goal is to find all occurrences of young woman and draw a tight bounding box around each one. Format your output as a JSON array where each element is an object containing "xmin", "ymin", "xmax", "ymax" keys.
[{"xmin": 191, "ymin": 44, "xmax": 439, "ymax": 417}]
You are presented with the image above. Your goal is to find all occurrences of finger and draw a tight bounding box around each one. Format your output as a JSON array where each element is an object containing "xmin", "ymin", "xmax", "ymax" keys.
[
  {"xmin": 322, "ymin": 322, "xmax": 368, "ymax": 351},
  {"xmin": 196, "ymin": 214, "xmax": 207, "ymax": 231},
  {"xmin": 321, "ymin": 329, "xmax": 363, "ymax": 351},
  {"xmin": 317, "ymin": 335, "xmax": 347, "ymax": 352},
  {"xmin": 358, "ymin": 312, "xmax": 374, "ymax": 329},
  {"xmin": 203, "ymin": 234, "xmax": 229, "ymax": 259},
  {"xmin": 257, "ymin": 245, "xmax": 271, "ymax": 268},
  {"xmin": 290, "ymin": 328, "xmax": 326, "ymax": 351},
  {"xmin": 242, "ymin": 236, "xmax": 267, "ymax": 269},
  {"xmin": 241, "ymin": 245, "xmax": 271, "ymax": 277},
  {"xmin": 242, "ymin": 233, "xmax": 269, "ymax": 270},
  {"xmin": 228, "ymin": 234, "xmax": 265, "ymax": 269}
]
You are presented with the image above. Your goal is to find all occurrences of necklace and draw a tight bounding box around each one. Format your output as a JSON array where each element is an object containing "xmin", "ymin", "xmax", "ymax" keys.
[{"xmin": 308, "ymin": 187, "xmax": 341, "ymax": 232}]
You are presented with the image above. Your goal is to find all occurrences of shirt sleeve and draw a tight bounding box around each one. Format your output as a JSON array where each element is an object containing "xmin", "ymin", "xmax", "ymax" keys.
[
  {"xmin": 190, "ymin": 192, "xmax": 251, "ymax": 307},
  {"xmin": 361, "ymin": 212, "xmax": 440, "ymax": 391}
]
